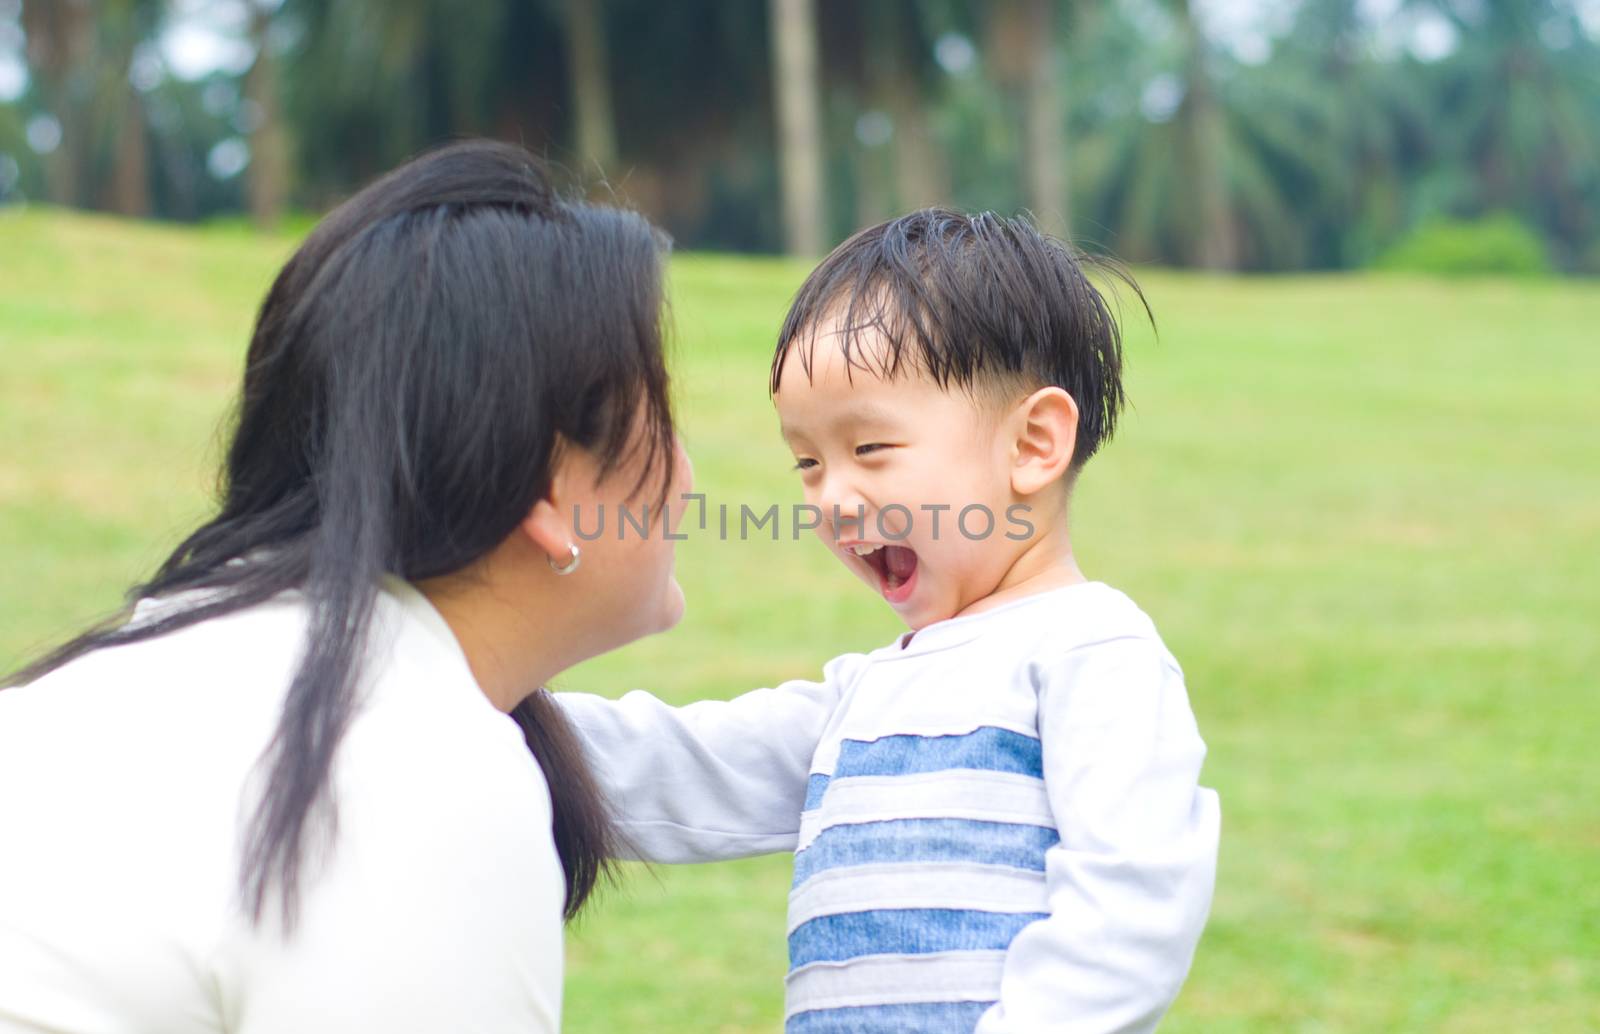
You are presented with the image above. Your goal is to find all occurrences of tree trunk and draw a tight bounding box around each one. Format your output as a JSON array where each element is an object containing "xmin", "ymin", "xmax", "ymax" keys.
[
  {"xmin": 853, "ymin": 136, "xmax": 892, "ymax": 229},
  {"xmin": 246, "ymin": 3, "xmax": 290, "ymax": 229},
  {"xmin": 91, "ymin": 0, "xmax": 150, "ymax": 217},
  {"xmin": 770, "ymin": 0, "xmax": 827, "ymax": 256},
  {"xmin": 566, "ymin": 0, "xmax": 618, "ymax": 176},
  {"xmin": 1176, "ymin": 0, "xmax": 1237, "ymax": 269},
  {"xmin": 986, "ymin": 1, "xmax": 1067, "ymax": 237},
  {"xmin": 886, "ymin": 78, "xmax": 946, "ymax": 212},
  {"xmin": 1021, "ymin": 0, "xmax": 1067, "ymax": 238},
  {"xmin": 874, "ymin": 0, "xmax": 947, "ymax": 213},
  {"xmin": 22, "ymin": 0, "xmax": 95, "ymax": 207},
  {"xmin": 854, "ymin": 2, "xmax": 896, "ymax": 228},
  {"xmin": 104, "ymin": 90, "xmax": 149, "ymax": 217}
]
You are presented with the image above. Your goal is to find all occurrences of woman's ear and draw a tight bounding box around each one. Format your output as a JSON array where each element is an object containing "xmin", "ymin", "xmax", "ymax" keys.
[
  {"xmin": 519, "ymin": 498, "xmax": 575, "ymax": 566},
  {"xmin": 1009, "ymin": 387, "xmax": 1079, "ymax": 496},
  {"xmin": 517, "ymin": 440, "xmax": 593, "ymax": 565}
]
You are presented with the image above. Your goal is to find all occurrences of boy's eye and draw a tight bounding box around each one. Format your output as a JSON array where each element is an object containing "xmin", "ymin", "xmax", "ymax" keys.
[
  {"xmin": 855, "ymin": 443, "xmax": 890, "ymax": 457},
  {"xmin": 792, "ymin": 457, "xmax": 819, "ymax": 471}
]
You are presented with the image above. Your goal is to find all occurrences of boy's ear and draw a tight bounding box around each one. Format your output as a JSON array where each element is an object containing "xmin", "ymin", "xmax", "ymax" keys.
[{"xmin": 1009, "ymin": 387, "xmax": 1079, "ymax": 496}]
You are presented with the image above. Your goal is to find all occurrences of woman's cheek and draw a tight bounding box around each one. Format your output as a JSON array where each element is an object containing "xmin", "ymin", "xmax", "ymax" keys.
[
  {"xmin": 659, "ymin": 575, "xmax": 686, "ymax": 632},
  {"xmin": 641, "ymin": 532, "xmax": 684, "ymax": 633}
]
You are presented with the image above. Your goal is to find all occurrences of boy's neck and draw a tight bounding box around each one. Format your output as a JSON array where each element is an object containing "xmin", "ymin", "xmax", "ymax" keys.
[{"xmin": 953, "ymin": 518, "xmax": 1085, "ymax": 622}]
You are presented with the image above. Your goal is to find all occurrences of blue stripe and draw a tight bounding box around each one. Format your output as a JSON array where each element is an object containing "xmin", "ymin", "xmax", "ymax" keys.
[
  {"xmin": 789, "ymin": 907, "xmax": 1047, "ymax": 967},
  {"xmin": 788, "ymin": 1000, "xmax": 994, "ymax": 1034},
  {"xmin": 833, "ymin": 727, "xmax": 1043, "ymax": 780},
  {"xmin": 804, "ymin": 772, "xmax": 830, "ymax": 811},
  {"xmin": 801, "ymin": 728, "xmax": 1044, "ymax": 815},
  {"xmin": 792, "ymin": 817, "xmax": 1058, "ymax": 886}
]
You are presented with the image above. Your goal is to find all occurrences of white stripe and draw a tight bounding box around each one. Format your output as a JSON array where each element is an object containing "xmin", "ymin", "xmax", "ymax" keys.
[
  {"xmin": 787, "ymin": 862, "xmax": 1048, "ymax": 932},
  {"xmin": 850, "ymin": 719, "xmax": 1041, "ymax": 741},
  {"xmin": 784, "ymin": 951, "xmax": 1007, "ymax": 1018},
  {"xmin": 797, "ymin": 770, "xmax": 1053, "ymax": 852}
]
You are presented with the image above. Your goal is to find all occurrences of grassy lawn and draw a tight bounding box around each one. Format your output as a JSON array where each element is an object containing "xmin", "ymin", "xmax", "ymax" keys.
[{"xmin": 3, "ymin": 206, "xmax": 1597, "ymax": 1032}]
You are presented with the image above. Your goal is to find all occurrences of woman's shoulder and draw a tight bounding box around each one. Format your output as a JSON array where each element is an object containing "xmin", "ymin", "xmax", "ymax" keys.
[
  {"xmin": 207, "ymin": 590, "xmax": 565, "ymax": 1032},
  {"xmin": 3, "ymin": 591, "xmax": 308, "ymax": 735},
  {"xmin": 337, "ymin": 584, "xmax": 551, "ymax": 806}
]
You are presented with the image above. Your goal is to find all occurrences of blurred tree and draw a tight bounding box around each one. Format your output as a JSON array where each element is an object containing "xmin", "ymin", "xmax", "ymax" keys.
[
  {"xmin": 244, "ymin": 0, "xmax": 289, "ymax": 227},
  {"xmin": 21, "ymin": 0, "xmax": 159, "ymax": 215},
  {"xmin": 1172, "ymin": 0, "xmax": 1235, "ymax": 268},
  {"xmin": 771, "ymin": 0, "xmax": 826, "ymax": 254},
  {"xmin": 21, "ymin": 0, "xmax": 94, "ymax": 205},
  {"xmin": 823, "ymin": 0, "xmax": 950, "ymax": 231},
  {"xmin": 984, "ymin": 0, "xmax": 1067, "ymax": 238},
  {"xmin": 7, "ymin": 0, "xmax": 1597, "ymax": 270},
  {"xmin": 879, "ymin": 0, "xmax": 949, "ymax": 213},
  {"xmin": 141, "ymin": 71, "xmax": 248, "ymax": 220},
  {"xmin": 1414, "ymin": 0, "xmax": 1600, "ymax": 270},
  {"xmin": 979, "ymin": 0, "xmax": 1068, "ymax": 236},
  {"xmin": 921, "ymin": 3, "xmax": 1023, "ymax": 216},
  {"xmin": 819, "ymin": 0, "xmax": 888, "ymax": 229},
  {"xmin": 1255, "ymin": 0, "xmax": 1421, "ymax": 267},
  {"xmin": 279, "ymin": 0, "xmax": 540, "ymax": 205},
  {"xmin": 565, "ymin": 0, "xmax": 617, "ymax": 176},
  {"xmin": 1021, "ymin": 0, "xmax": 1066, "ymax": 237},
  {"xmin": 1068, "ymin": 0, "xmax": 1331, "ymax": 269},
  {"xmin": 95, "ymin": 0, "xmax": 156, "ymax": 217},
  {"xmin": 601, "ymin": 0, "xmax": 779, "ymax": 248}
]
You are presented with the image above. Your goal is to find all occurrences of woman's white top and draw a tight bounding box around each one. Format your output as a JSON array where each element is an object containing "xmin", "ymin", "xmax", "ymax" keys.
[{"xmin": 0, "ymin": 580, "xmax": 564, "ymax": 1034}]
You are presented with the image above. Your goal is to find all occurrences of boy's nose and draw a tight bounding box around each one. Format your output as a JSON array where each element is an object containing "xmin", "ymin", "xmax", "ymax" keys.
[{"xmin": 816, "ymin": 477, "xmax": 872, "ymax": 542}]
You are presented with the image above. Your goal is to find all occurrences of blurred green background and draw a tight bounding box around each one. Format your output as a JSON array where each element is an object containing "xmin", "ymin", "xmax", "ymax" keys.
[
  {"xmin": 5, "ymin": 0, "xmax": 1600, "ymax": 1030},
  {"xmin": 3, "ymin": 208, "xmax": 1597, "ymax": 1031}
]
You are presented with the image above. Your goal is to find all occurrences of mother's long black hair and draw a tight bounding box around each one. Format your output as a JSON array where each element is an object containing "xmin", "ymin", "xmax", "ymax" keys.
[{"xmin": 4, "ymin": 139, "xmax": 674, "ymax": 926}]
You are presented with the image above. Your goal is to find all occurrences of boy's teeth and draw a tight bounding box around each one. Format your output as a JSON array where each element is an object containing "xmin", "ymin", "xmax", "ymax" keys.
[{"xmin": 848, "ymin": 543, "xmax": 881, "ymax": 556}]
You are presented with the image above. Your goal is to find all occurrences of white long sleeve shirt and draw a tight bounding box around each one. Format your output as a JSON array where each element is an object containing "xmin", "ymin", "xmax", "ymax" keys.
[
  {"xmin": 562, "ymin": 581, "xmax": 1220, "ymax": 1033},
  {"xmin": 0, "ymin": 581, "xmax": 565, "ymax": 1034}
]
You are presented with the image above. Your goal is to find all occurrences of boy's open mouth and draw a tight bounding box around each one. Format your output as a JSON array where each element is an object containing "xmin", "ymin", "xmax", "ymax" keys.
[{"xmin": 845, "ymin": 542, "xmax": 919, "ymax": 604}]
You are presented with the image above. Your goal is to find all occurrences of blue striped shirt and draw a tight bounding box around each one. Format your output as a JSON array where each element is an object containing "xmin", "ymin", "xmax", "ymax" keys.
[{"xmin": 564, "ymin": 582, "xmax": 1221, "ymax": 1034}]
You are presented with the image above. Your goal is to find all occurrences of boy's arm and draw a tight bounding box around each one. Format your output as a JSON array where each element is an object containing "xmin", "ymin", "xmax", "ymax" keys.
[
  {"xmin": 977, "ymin": 638, "xmax": 1220, "ymax": 1034},
  {"xmin": 555, "ymin": 652, "xmax": 862, "ymax": 863}
]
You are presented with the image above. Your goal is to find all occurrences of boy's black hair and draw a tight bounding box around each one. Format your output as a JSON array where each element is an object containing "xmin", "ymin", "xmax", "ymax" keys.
[{"xmin": 771, "ymin": 208, "xmax": 1146, "ymax": 470}]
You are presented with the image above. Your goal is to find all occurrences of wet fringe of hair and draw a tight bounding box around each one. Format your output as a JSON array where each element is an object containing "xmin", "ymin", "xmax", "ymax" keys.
[{"xmin": 770, "ymin": 208, "xmax": 1153, "ymax": 468}]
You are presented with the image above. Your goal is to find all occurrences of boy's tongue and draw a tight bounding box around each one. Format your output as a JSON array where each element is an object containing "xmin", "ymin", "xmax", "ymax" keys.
[{"xmin": 882, "ymin": 545, "xmax": 917, "ymax": 587}]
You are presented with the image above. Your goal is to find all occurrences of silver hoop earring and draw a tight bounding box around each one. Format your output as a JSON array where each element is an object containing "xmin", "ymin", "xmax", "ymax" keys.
[{"xmin": 548, "ymin": 543, "xmax": 581, "ymax": 575}]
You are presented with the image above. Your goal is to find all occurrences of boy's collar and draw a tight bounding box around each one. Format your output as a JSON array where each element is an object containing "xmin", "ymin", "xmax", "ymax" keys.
[{"xmin": 887, "ymin": 580, "xmax": 1110, "ymax": 655}]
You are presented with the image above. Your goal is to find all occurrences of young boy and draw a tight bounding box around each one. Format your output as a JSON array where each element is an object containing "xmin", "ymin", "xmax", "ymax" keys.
[{"xmin": 560, "ymin": 210, "xmax": 1219, "ymax": 1033}]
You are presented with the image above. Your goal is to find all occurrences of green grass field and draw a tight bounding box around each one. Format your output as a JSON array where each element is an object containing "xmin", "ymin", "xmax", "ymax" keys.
[{"xmin": 3, "ymin": 207, "xmax": 1597, "ymax": 1032}]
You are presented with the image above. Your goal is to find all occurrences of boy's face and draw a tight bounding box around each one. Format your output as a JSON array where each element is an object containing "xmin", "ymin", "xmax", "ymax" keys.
[{"xmin": 774, "ymin": 322, "xmax": 1031, "ymax": 630}]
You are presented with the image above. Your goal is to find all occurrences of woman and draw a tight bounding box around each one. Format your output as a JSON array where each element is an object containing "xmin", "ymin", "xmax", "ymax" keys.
[{"xmin": 0, "ymin": 140, "xmax": 688, "ymax": 1032}]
